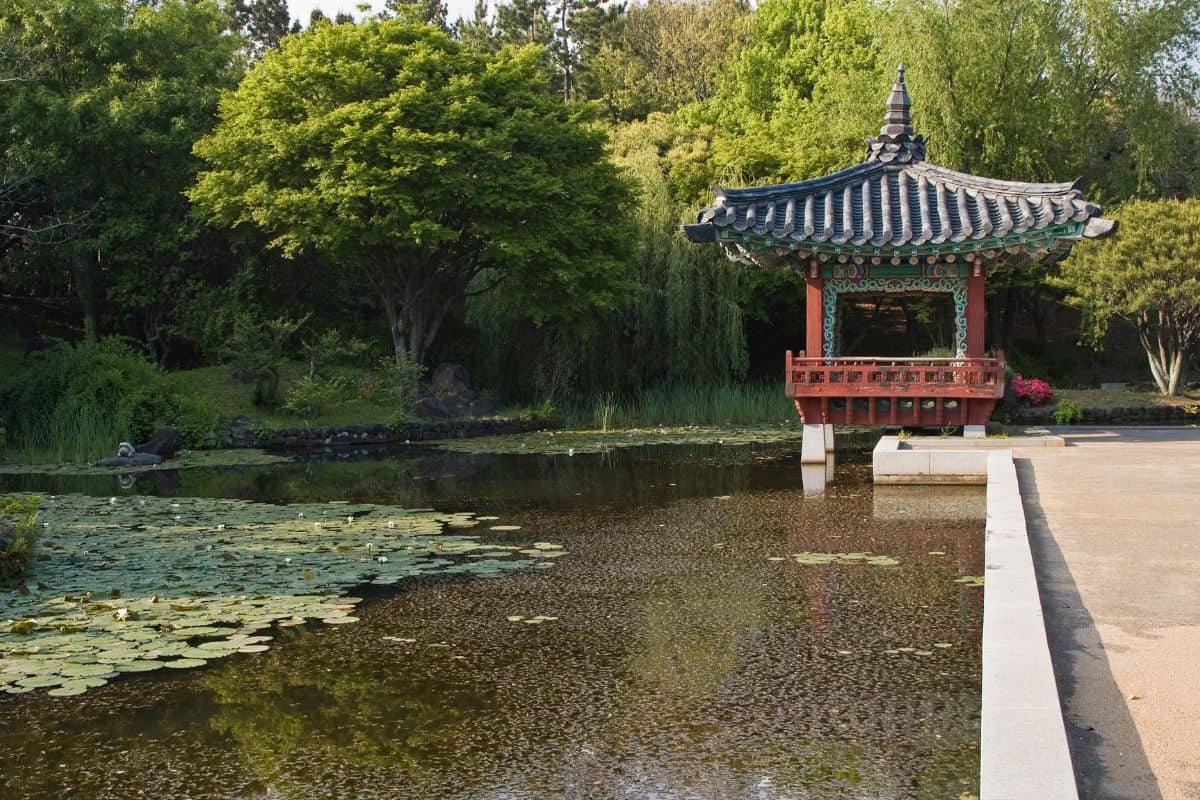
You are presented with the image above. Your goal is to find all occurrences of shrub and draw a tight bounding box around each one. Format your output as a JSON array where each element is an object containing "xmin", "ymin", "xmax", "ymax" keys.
[
  {"xmin": 1053, "ymin": 399, "xmax": 1084, "ymax": 425},
  {"xmin": 213, "ymin": 313, "xmax": 308, "ymax": 406},
  {"xmin": 282, "ymin": 376, "xmax": 357, "ymax": 418},
  {"xmin": 0, "ymin": 495, "xmax": 40, "ymax": 583},
  {"xmin": 1011, "ymin": 374, "xmax": 1054, "ymax": 406},
  {"xmin": 377, "ymin": 352, "xmax": 425, "ymax": 411},
  {"xmin": 0, "ymin": 339, "xmax": 218, "ymax": 460}
]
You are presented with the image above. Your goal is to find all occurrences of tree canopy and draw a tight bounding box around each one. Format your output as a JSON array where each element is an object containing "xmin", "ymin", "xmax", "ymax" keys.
[
  {"xmin": 1056, "ymin": 200, "xmax": 1200, "ymax": 395},
  {"xmin": 0, "ymin": 0, "xmax": 242, "ymax": 346},
  {"xmin": 191, "ymin": 20, "xmax": 634, "ymax": 363}
]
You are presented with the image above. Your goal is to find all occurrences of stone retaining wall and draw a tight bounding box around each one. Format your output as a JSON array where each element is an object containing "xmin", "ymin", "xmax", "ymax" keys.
[
  {"xmin": 1009, "ymin": 404, "xmax": 1198, "ymax": 425},
  {"xmin": 205, "ymin": 418, "xmax": 532, "ymax": 451}
]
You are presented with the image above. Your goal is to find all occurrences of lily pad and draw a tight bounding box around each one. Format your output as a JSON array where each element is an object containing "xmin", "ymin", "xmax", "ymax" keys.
[{"xmin": 0, "ymin": 493, "xmax": 566, "ymax": 695}]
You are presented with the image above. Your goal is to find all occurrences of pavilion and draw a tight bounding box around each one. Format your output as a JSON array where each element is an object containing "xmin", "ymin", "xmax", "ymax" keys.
[{"xmin": 684, "ymin": 66, "xmax": 1115, "ymax": 458}]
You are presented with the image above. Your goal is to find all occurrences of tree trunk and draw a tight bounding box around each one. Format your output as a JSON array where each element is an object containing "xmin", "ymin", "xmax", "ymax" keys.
[{"xmin": 73, "ymin": 252, "xmax": 98, "ymax": 344}]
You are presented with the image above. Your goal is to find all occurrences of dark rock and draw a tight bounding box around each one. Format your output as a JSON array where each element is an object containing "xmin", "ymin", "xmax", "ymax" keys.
[
  {"xmin": 95, "ymin": 453, "xmax": 162, "ymax": 467},
  {"xmin": 413, "ymin": 384, "xmax": 450, "ymax": 419},
  {"xmin": 432, "ymin": 363, "xmax": 472, "ymax": 396},
  {"xmin": 136, "ymin": 427, "xmax": 181, "ymax": 459}
]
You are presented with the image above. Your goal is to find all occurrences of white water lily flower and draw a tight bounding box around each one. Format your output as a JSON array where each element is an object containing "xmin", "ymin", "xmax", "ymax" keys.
[
  {"xmin": 346, "ymin": 516, "xmax": 353, "ymax": 524},
  {"xmin": 114, "ymin": 608, "xmax": 129, "ymax": 621},
  {"xmin": 387, "ymin": 520, "xmax": 396, "ymax": 529},
  {"xmin": 108, "ymin": 497, "xmax": 117, "ymax": 505},
  {"xmin": 297, "ymin": 512, "xmax": 305, "ymax": 518},
  {"xmin": 216, "ymin": 524, "xmax": 225, "ymax": 531},
  {"xmin": 377, "ymin": 556, "xmax": 388, "ymax": 563}
]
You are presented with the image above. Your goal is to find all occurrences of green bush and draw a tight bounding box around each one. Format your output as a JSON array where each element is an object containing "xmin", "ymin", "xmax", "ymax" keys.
[
  {"xmin": 377, "ymin": 352, "xmax": 425, "ymax": 411},
  {"xmin": 282, "ymin": 376, "xmax": 358, "ymax": 418},
  {"xmin": 1052, "ymin": 399, "xmax": 1084, "ymax": 425},
  {"xmin": 1, "ymin": 495, "xmax": 40, "ymax": 583},
  {"xmin": 0, "ymin": 339, "xmax": 219, "ymax": 461}
]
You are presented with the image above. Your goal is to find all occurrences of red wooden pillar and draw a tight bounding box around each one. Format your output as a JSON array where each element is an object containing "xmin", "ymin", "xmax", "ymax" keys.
[
  {"xmin": 966, "ymin": 265, "xmax": 986, "ymax": 357},
  {"xmin": 806, "ymin": 264, "xmax": 824, "ymax": 358}
]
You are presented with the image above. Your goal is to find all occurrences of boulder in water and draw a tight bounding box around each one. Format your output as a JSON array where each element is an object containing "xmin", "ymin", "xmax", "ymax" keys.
[{"xmin": 136, "ymin": 427, "xmax": 181, "ymax": 458}]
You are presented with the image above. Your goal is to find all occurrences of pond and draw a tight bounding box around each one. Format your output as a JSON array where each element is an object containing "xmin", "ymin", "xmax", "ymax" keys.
[{"xmin": 0, "ymin": 440, "xmax": 984, "ymax": 799}]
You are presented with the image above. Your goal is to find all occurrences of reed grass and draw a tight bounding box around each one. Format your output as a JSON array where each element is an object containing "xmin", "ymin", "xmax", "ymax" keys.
[
  {"xmin": 8, "ymin": 406, "xmax": 126, "ymax": 464},
  {"xmin": 563, "ymin": 382, "xmax": 795, "ymax": 429}
]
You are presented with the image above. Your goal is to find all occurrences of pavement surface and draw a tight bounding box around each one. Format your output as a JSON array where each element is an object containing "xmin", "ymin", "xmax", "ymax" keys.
[{"xmin": 1014, "ymin": 428, "xmax": 1200, "ymax": 800}]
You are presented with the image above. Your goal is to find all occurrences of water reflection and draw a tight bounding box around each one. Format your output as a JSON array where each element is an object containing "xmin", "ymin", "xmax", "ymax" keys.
[{"xmin": 0, "ymin": 446, "xmax": 983, "ymax": 800}]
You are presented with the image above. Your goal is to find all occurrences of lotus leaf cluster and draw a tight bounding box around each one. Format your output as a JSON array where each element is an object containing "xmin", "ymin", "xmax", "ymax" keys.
[
  {"xmin": 790, "ymin": 552, "xmax": 901, "ymax": 567},
  {"xmin": 1, "ymin": 494, "xmax": 561, "ymax": 695}
]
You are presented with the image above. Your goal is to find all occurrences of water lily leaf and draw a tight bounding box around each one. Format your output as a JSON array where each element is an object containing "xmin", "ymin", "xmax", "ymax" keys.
[
  {"xmin": 16, "ymin": 675, "xmax": 64, "ymax": 689},
  {"xmin": 1, "ymin": 492, "xmax": 565, "ymax": 694},
  {"xmin": 48, "ymin": 683, "xmax": 88, "ymax": 697},
  {"xmin": 162, "ymin": 658, "xmax": 207, "ymax": 669}
]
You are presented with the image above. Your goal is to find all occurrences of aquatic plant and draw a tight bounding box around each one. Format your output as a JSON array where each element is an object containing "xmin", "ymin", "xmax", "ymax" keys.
[{"xmin": 0, "ymin": 494, "xmax": 561, "ymax": 695}]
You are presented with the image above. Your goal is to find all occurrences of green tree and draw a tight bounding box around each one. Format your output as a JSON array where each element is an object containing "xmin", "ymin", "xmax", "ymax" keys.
[
  {"xmin": 884, "ymin": 0, "xmax": 1200, "ymax": 201},
  {"xmin": 589, "ymin": 0, "xmax": 750, "ymax": 121},
  {"xmin": 1056, "ymin": 200, "xmax": 1200, "ymax": 395},
  {"xmin": 454, "ymin": 0, "xmax": 498, "ymax": 51},
  {"xmin": 191, "ymin": 21, "xmax": 634, "ymax": 364},
  {"xmin": 0, "ymin": 0, "xmax": 243, "ymax": 345},
  {"xmin": 385, "ymin": 0, "xmax": 449, "ymax": 29},
  {"xmin": 678, "ymin": 0, "xmax": 882, "ymax": 187},
  {"xmin": 229, "ymin": 0, "xmax": 291, "ymax": 57}
]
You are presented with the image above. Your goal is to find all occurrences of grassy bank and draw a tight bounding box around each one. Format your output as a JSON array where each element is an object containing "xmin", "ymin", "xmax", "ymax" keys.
[
  {"xmin": 1055, "ymin": 386, "xmax": 1200, "ymax": 410},
  {"xmin": 559, "ymin": 382, "xmax": 795, "ymax": 429}
]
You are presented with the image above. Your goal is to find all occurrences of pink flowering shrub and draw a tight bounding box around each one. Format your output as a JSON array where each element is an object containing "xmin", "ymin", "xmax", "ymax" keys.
[{"xmin": 1012, "ymin": 374, "xmax": 1054, "ymax": 406}]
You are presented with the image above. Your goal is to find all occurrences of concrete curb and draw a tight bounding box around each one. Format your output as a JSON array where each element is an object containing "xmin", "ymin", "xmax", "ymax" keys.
[{"xmin": 981, "ymin": 450, "xmax": 1078, "ymax": 800}]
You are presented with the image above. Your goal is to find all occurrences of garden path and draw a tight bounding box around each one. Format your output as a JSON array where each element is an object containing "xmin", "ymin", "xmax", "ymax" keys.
[{"xmin": 1016, "ymin": 428, "xmax": 1200, "ymax": 800}]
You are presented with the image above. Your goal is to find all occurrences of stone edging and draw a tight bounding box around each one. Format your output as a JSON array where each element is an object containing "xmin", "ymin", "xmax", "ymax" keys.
[
  {"xmin": 1010, "ymin": 404, "xmax": 1197, "ymax": 425},
  {"xmin": 981, "ymin": 450, "xmax": 1078, "ymax": 800},
  {"xmin": 205, "ymin": 418, "xmax": 537, "ymax": 450}
]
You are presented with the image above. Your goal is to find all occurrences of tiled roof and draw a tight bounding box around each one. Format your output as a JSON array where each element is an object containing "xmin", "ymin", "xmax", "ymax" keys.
[{"xmin": 684, "ymin": 66, "xmax": 1115, "ymax": 255}]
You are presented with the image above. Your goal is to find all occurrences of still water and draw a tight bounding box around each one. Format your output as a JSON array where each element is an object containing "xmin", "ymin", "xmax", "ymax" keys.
[{"xmin": 0, "ymin": 442, "xmax": 983, "ymax": 799}]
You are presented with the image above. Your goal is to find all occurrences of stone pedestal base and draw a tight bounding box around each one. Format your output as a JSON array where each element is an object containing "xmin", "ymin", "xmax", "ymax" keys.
[
  {"xmin": 964, "ymin": 424, "xmax": 986, "ymax": 439},
  {"xmin": 802, "ymin": 424, "xmax": 834, "ymax": 463}
]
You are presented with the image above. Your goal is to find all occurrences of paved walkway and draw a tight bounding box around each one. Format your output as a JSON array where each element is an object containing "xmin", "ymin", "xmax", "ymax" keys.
[{"xmin": 1014, "ymin": 428, "xmax": 1200, "ymax": 800}]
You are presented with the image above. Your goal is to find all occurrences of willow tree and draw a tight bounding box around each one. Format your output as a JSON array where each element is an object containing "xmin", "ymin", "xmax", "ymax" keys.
[
  {"xmin": 191, "ymin": 20, "xmax": 632, "ymax": 363},
  {"xmin": 1056, "ymin": 200, "xmax": 1200, "ymax": 395}
]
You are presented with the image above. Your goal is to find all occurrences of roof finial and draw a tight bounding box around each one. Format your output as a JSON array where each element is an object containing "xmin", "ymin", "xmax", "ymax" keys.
[
  {"xmin": 881, "ymin": 64, "xmax": 912, "ymax": 136},
  {"xmin": 865, "ymin": 64, "xmax": 924, "ymax": 163}
]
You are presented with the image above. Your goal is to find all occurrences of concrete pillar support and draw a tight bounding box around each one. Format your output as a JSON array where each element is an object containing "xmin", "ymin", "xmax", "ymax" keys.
[{"xmin": 803, "ymin": 424, "xmax": 835, "ymax": 463}]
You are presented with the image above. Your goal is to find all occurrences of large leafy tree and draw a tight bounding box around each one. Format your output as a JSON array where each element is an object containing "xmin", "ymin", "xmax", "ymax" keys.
[
  {"xmin": 0, "ymin": 0, "xmax": 243, "ymax": 346},
  {"xmin": 588, "ymin": 0, "xmax": 751, "ymax": 121},
  {"xmin": 1056, "ymin": 200, "xmax": 1200, "ymax": 395},
  {"xmin": 191, "ymin": 20, "xmax": 634, "ymax": 364},
  {"xmin": 229, "ymin": 0, "xmax": 291, "ymax": 58}
]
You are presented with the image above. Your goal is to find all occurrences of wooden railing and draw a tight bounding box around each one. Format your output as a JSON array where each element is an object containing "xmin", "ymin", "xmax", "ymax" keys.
[
  {"xmin": 785, "ymin": 352, "xmax": 1005, "ymax": 399},
  {"xmin": 784, "ymin": 351, "xmax": 1006, "ymax": 426}
]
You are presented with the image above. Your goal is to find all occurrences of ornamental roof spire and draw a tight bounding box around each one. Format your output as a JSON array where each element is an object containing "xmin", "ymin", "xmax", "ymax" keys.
[
  {"xmin": 881, "ymin": 64, "xmax": 912, "ymax": 136},
  {"xmin": 865, "ymin": 64, "xmax": 926, "ymax": 164}
]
